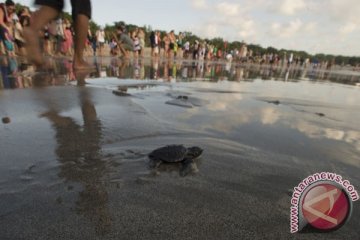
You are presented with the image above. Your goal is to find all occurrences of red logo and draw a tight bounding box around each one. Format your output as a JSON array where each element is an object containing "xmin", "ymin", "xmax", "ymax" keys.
[{"xmin": 302, "ymin": 183, "xmax": 350, "ymax": 231}]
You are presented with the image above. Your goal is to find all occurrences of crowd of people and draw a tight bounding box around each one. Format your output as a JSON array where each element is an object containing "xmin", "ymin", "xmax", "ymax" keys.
[
  {"xmin": 0, "ymin": 0, "xmax": 335, "ymax": 72},
  {"xmin": 0, "ymin": 0, "xmax": 175, "ymax": 60},
  {"xmin": 0, "ymin": 0, "xmax": 94, "ymax": 59},
  {"xmin": 0, "ymin": 0, "xmax": 30, "ymax": 56},
  {"xmin": 0, "ymin": 1, "xmax": 254, "ymax": 60}
]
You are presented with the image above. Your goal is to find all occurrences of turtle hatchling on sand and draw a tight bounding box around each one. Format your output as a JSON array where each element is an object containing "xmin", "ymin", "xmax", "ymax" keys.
[{"xmin": 148, "ymin": 145, "xmax": 203, "ymax": 175}]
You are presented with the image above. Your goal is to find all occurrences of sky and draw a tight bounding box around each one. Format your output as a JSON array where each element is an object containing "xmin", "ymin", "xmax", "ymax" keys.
[{"xmin": 15, "ymin": 0, "xmax": 360, "ymax": 56}]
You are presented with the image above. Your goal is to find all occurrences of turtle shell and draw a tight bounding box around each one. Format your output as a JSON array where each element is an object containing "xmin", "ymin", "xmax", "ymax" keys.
[{"xmin": 148, "ymin": 145, "xmax": 187, "ymax": 163}]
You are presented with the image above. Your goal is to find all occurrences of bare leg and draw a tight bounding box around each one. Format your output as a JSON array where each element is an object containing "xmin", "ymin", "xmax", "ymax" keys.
[
  {"xmin": 24, "ymin": 6, "xmax": 58, "ymax": 67},
  {"xmin": 73, "ymin": 14, "xmax": 94, "ymax": 71}
]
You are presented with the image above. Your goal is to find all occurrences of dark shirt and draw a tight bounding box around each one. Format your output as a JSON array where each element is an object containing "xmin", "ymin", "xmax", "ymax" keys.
[
  {"xmin": 119, "ymin": 33, "xmax": 133, "ymax": 46},
  {"xmin": 150, "ymin": 32, "xmax": 156, "ymax": 47}
]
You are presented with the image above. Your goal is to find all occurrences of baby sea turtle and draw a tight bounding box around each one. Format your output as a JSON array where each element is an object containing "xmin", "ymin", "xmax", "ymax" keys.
[
  {"xmin": 2, "ymin": 117, "xmax": 11, "ymax": 124},
  {"xmin": 165, "ymin": 93, "xmax": 210, "ymax": 108},
  {"xmin": 266, "ymin": 100, "xmax": 281, "ymax": 105},
  {"xmin": 148, "ymin": 145, "xmax": 203, "ymax": 176}
]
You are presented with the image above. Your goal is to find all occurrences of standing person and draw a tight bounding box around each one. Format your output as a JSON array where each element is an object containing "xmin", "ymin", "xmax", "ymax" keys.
[
  {"xmin": 239, "ymin": 43, "xmax": 247, "ymax": 62},
  {"xmin": 168, "ymin": 30, "xmax": 176, "ymax": 59},
  {"xmin": 154, "ymin": 31, "xmax": 160, "ymax": 58},
  {"xmin": 149, "ymin": 31, "xmax": 155, "ymax": 57},
  {"xmin": 193, "ymin": 40, "xmax": 199, "ymax": 60},
  {"xmin": 43, "ymin": 24, "xmax": 52, "ymax": 55},
  {"xmin": 96, "ymin": 27, "xmax": 105, "ymax": 56},
  {"xmin": 53, "ymin": 17, "xmax": 64, "ymax": 56},
  {"xmin": 176, "ymin": 32, "xmax": 183, "ymax": 58},
  {"xmin": 17, "ymin": 6, "xmax": 31, "ymax": 55},
  {"xmin": 138, "ymin": 28, "xmax": 145, "ymax": 58},
  {"xmin": 217, "ymin": 48, "xmax": 222, "ymax": 60},
  {"xmin": 13, "ymin": 11, "xmax": 26, "ymax": 56},
  {"xmin": 3, "ymin": 21, "xmax": 15, "ymax": 56},
  {"xmin": 162, "ymin": 33, "xmax": 170, "ymax": 58},
  {"xmin": 212, "ymin": 46, "xmax": 218, "ymax": 61},
  {"xmin": 183, "ymin": 41, "xmax": 190, "ymax": 59},
  {"xmin": 131, "ymin": 27, "xmax": 138, "ymax": 40},
  {"xmin": 0, "ymin": 0, "xmax": 16, "ymax": 55},
  {"xmin": 24, "ymin": 0, "xmax": 94, "ymax": 71},
  {"xmin": 109, "ymin": 37, "xmax": 117, "ymax": 56},
  {"xmin": 288, "ymin": 52, "xmax": 293, "ymax": 67},
  {"xmin": 282, "ymin": 52, "xmax": 287, "ymax": 67},
  {"xmin": 61, "ymin": 18, "xmax": 73, "ymax": 56},
  {"xmin": 89, "ymin": 30, "xmax": 97, "ymax": 56},
  {"xmin": 133, "ymin": 33, "xmax": 141, "ymax": 58}
]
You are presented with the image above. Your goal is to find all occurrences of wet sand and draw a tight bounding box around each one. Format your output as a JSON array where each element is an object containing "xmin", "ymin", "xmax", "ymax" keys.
[{"xmin": 0, "ymin": 61, "xmax": 360, "ymax": 239}]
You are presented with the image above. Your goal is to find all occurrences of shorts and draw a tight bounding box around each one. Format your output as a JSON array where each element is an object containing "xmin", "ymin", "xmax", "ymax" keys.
[
  {"xmin": 134, "ymin": 44, "xmax": 141, "ymax": 52},
  {"xmin": 15, "ymin": 39, "xmax": 25, "ymax": 48},
  {"xmin": 140, "ymin": 39, "xmax": 145, "ymax": 49},
  {"xmin": 35, "ymin": 0, "xmax": 92, "ymax": 20},
  {"xmin": 4, "ymin": 40, "xmax": 13, "ymax": 51},
  {"xmin": 169, "ymin": 43, "xmax": 174, "ymax": 50},
  {"xmin": 122, "ymin": 43, "xmax": 133, "ymax": 51}
]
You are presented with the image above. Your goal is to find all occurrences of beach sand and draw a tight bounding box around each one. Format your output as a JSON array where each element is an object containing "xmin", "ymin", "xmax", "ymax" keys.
[{"xmin": 0, "ymin": 62, "xmax": 359, "ymax": 239}]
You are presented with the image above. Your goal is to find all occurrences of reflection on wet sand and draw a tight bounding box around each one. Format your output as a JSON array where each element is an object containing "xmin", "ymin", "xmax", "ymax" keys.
[
  {"xmin": 165, "ymin": 87, "xmax": 360, "ymax": 169},
  {"xmin": 2, "ymin": 56, "xmax": 360, "ymax": 89},
  {"xmin": 41, "ymin": 88, "xmax": 111, "ymax": 235}
]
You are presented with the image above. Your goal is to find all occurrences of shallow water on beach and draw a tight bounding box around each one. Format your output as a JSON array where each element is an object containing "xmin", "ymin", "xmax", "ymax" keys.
[{"xmin": 0, "ymin": 57, "xmax": 360, "ymax": 239}]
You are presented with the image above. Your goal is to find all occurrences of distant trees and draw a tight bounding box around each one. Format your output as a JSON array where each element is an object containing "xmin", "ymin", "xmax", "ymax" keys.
[{"xmin": 182, "ymin": 32, "xmax": 201, "ymax": 45}]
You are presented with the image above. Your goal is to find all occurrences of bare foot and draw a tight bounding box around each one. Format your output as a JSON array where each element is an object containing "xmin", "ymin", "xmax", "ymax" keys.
[
  {"xmin": 23, "ymin": 27, "xmax": 44, "ymax": 67},
  {"xmin": 73, "ymin": 59, "xmax": 96, "ymax": 72},
  {"xmin": 74, "ymin": 70, "xmax": 90, "ymax": 86}
]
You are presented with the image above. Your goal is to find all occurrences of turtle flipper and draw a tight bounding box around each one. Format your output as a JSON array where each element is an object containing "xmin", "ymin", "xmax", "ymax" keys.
[
  {"xmin": 149, "ymin": 159, "xmax": 162, "ymax": 169},
  {"xmin": 180, "ymin": 159, "xmax": 199, "ymax": 177}
]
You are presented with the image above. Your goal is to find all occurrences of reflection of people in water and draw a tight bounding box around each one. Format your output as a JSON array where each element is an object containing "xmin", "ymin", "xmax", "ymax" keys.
[
  {"xmin": 108, "ymin": 58, "xmax": 120, "ymax": 77},
  {"xmin": 150, "ymin": 58, "xmax": 159, "ymax": 80},
  {"xmin": 133, "ymin": 58, "xmax": 145, "ymax": 79},
  {"xmin": 162, "ymin": 61, "xmax": 169, "ymax": 81},
  {"xmin": 0, "ymin": 57, "xmax": 23, "ymax": 89},
  {"xmin": 63, "ymin": 59, "xmax": 76, "ymax": 81},
  {"xmin": 0, "ymin": 57, "xmax": 12, "ymax": 89},
  {"xmin": 41, "ymin": 88, "xmax": 111, "ymax": 235},
  {"xmin": 162, "ymin": 60, "xmax": 177, "ymax": 81},
  {"xmin": 133, "ymin": 58, "xmax": 141, "ymax": 79}
]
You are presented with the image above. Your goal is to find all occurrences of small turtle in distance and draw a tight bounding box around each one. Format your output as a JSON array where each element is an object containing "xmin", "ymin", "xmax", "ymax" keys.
[
  {"xmin": 266, "ymin": 100, "xmax": 281, "ymax": 105},
  {"xmin": 148, "ymin": 145, "xmax": 203, "ymax": 176},
  {"xmin": 2, "ymin": 117, "xmax": 10, "ymax": 124}
]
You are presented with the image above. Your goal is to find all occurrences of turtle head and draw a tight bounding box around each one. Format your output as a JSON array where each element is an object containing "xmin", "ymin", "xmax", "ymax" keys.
[{"xmin": 186, "ymin": 146, "xmax": 203, "ymax": 159}]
